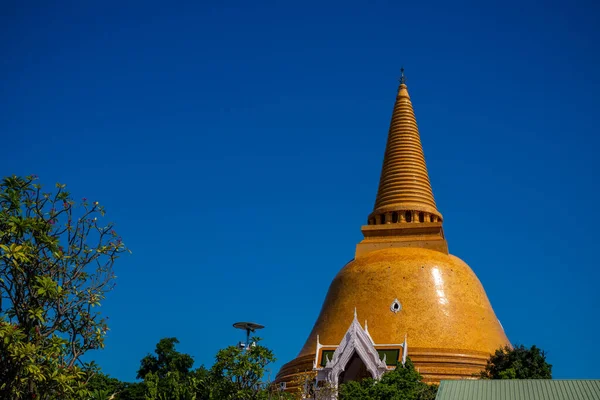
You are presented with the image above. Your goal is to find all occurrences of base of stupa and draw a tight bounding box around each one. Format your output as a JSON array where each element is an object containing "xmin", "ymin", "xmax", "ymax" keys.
[{"xmin": 275, "ymin": 346, "xmax": 489, "ymax": 389}]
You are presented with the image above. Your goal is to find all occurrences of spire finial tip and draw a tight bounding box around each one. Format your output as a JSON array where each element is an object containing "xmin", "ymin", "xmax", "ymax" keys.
[{"xmin": 399, "ymin": 67, "xmax": 406, "ymax": 85}]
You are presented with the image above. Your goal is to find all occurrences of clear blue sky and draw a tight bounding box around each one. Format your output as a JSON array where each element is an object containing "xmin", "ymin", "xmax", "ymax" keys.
[{"xmin": 2, "ymin": 0, "xmax": 599, "ymax": 381}]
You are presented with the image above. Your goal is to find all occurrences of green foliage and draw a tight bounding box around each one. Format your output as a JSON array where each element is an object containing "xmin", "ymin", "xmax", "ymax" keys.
[
  {"xmin": 137, "ymin": 338, "xmax": 195, "ymax": 380},
  {"xmin": 480, "ymin": 344, "xmax": 552, "ymax": 379},
  {"xmin": 207, "ymin": 336, "xmax": 276, "ymax": 400},
  {"xmin": 338, "ymin": 359, "xmax": 437, "ymax": 400},
  {"xmin": 135, "ymin": 337, "xmax": 198, "ymax": 400},
  {"xmin": 118, "ymin": 382, "xmax": 147, "ymax": 400},
  {"xmin": 132, "ymin": 336, "xmax": 282, "ymax": 400},
  {"xmin": 90, "ymin": 389, "xmax": 115, "ymax": 400},
  {"xmin": 87, "ymin": 370, "xmax": 145, "ymax": 399},
  {"xmin": 0, "ymin": 175, "xmax": 129, "ymax": 399},
  {"xmin": 144, "ymin": 370, "xmax": 200, "ymax": 400},
  {"xmin": 87, "ymin": 371, "xmax": 126, "ymax": 398}
]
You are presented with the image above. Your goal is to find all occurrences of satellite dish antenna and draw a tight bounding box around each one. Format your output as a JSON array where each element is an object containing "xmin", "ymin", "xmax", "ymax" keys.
[{"xmin": 233, "ymin": 322, "xmax": 264, "ymax": 350}]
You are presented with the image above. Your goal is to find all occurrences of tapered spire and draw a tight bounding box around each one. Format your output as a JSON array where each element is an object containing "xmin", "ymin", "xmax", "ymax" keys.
[
  {"xmin": 368, "ymin": 72, "xmax": 442, "ymax": 226},
  {"xmin": 358, "ymin": 71, "xmax": 448, "ymax": 256}
]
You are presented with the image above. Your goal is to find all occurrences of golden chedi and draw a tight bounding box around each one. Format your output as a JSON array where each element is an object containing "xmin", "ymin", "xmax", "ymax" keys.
[{"xmin": 276, "ymin": 71, "xmax": 509, "ymax": 387}]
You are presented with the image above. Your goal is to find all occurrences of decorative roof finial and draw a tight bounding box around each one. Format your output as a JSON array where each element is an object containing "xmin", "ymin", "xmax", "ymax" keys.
[{"xmin": 400, "ymin": 67, "xmax": 406, "ymax": 85}]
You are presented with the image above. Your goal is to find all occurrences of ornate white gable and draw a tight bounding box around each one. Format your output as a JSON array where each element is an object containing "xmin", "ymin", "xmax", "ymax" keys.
[{"xmin": 315, "ymin": 309, "xmax": 389, "ymax": 387}]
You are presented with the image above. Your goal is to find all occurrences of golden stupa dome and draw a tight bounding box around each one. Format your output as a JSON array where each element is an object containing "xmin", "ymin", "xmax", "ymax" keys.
[
  {"xmin": 275, "ymin": 73, "xmax": 509, "ymax": 387},
  {"xmin": 298, "ymin": 247, "xmax": 508, "ymax": 374},
  {"xmin": 277, "ymin": 248, "xmax": 509, "ymax": 384}
]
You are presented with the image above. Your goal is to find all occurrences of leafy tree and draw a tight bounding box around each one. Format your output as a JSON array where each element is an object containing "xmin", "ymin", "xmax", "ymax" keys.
[
  {"xmin": 0, "ymin": 175, "xmax": 129, "ymax": 399},
  {"xmin": 84, "ymin": 369, "xmax": 147, "ymax": 400},
  {"xmin": 480, "ymin": 344, "xmax": 552, "ymax": 379},
  {"xmin": 207, "ymin": 337, "xmax": 277, "ymax": 400},
  {"xmin": 87, "ymin": 370, "xmax": 127, "ymax": 399},
  {"xmin": 144, "ymin": 370, "xmax": 200, "ymax": 400},
  {"xmin": 136, "ymin": 337, "xmax": 198, "ymax": 400},
  {"xmin": 338, "ymin": 358, "xmax": 437, "ymax": 400},
  {"xmin": 133, "ymin": 336, "xmax": 282, "ymax": 400},
  {"xmin": 117, "ymin": 382, "xmax": 146, "ymax": 400},
  {"xmin": 137, "ymin": 338, "xmax": 195, "ymax": 380}
]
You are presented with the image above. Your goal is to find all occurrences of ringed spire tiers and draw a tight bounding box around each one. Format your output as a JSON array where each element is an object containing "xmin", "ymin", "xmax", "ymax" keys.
[
  {"xmin": 370, "ymin": 71, "xmax": 442, "ymax": 224},
  {"xmin": 358, "ymin": 71, "xmax": 447, "ymax": 256}
]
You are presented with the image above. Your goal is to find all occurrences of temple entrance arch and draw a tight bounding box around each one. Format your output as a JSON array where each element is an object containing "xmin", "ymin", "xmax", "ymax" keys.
[
  {"xmin": 314, "ymin": 310, "xmax": 398, "ymax": 387},
  {"xmin": 339, "ymin": 351, "xmax": 373, "ymax": 383},
  {"xmin": 310, "ymin": 309, "xmax": 407, "ymax": 398}
]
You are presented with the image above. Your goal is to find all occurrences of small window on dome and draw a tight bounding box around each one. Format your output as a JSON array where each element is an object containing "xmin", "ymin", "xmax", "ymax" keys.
[
  {"xmin": 405, "ymin": 211, "xmax": 412, "ymax": 223},
  {"xmin": 390, "ymin": 299, "xmax": 402, "ymax": 314},
  {"xmin": 392, "ymin": 212, "xmax": 398, "ymax": 223},
  {"xmin": 380, "ymin": 214, "xmax": 386, "ymax": 224},
  {"xmin": 419, "ymin": 212, "xmax": 425, "ymax": 223}
]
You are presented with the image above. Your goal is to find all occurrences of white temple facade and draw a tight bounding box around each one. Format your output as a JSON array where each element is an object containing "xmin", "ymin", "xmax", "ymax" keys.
[{"xmin": 307, "ymin": 309, "xmax": 407, "ymax": 399}]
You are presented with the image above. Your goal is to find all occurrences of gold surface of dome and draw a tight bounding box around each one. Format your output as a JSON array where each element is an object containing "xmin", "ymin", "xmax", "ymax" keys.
[
  {"xmin": 300, "ymin": 248, "xmax": 507, "ymax": 356},
  {"xmin": 277, "ymin": 248, "xmax": 509, "ymax": 385}
]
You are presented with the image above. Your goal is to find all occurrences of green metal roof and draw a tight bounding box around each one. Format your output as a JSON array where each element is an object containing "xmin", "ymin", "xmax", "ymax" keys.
[{"xmin": 436, "ymin": 380, "xmax": 600, "ymax": 400}]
